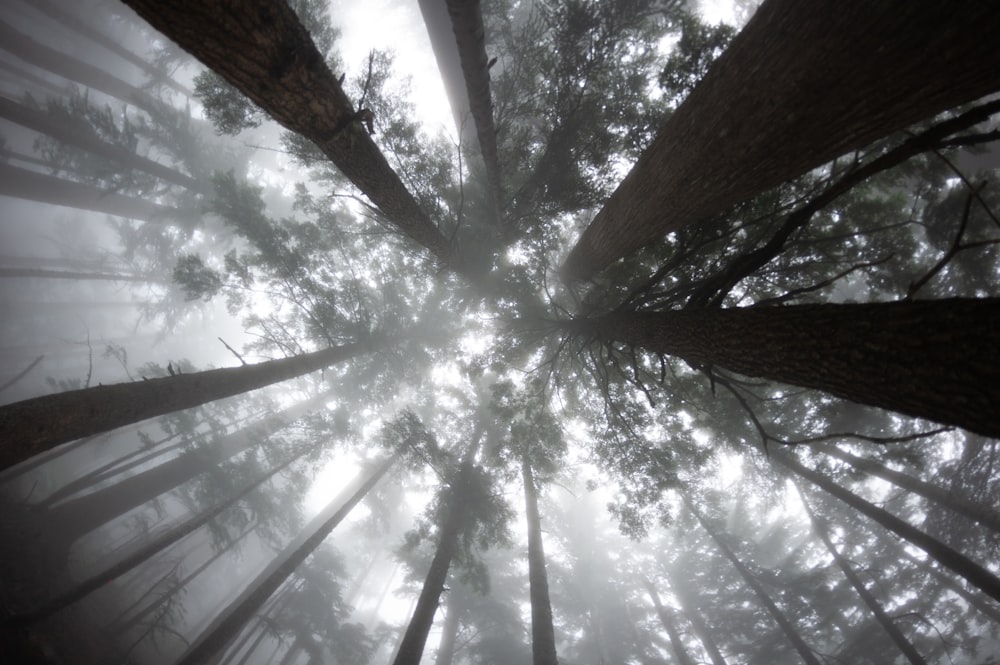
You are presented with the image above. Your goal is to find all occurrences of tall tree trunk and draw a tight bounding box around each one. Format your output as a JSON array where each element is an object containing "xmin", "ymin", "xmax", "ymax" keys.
[
  {"xmin": 522, "ymin": 457, "xmax": 559, "ymax": 665},
  {"xmin": 0, "ymin": 337, "xmax": 379, "ymax": 470},
  {"xmin": 685, "ymin": 496, "xmax": 822, "ymax": 665},
  {"xmin": 772, "ymin": 450, "xmax": 1000, "ymax": 603},
  {"xmin": 561, "ymin": 0, "xmax": 1000, "ymax": 279},
  {"xmin": 9, "ymin": 437, "xmax": 314, "ymax": 624},
  {"xmin": 391, "ymin": 459, "xmax": 474, "ymax": 665},
  {"xmin": 795, "ymin": 483, "xmax": 929, "ymax": 665},
  {"xmin": 0, "ymin": 267, "xmax": 159, "ymax": 283},
  {"xmin": 818, "ymin": 444, "xmax": 1000, "ymax": 533},
  {"xmin": 0, "ymin": 161, "xmax": 178, "ymax": 222},
  {"xmin": 434, "ymin": 591, "xmax": 462, "ymax": 665},
  {"xmin": 664, "ymin": 567, "xmax": 728, "ymax": 665},
  {"xmin": 120, "ymin": 0, "xmax": 469, "ymax": 277},
  {"xmin": 898, "ymin": 549, "xmax": 1000, "ymax": 625},
  {"xmin": 574, "ymin": 298, "xmax": 1000, "ymax": 437},
  {"xmin": 644, "ymin": 580, "xmax": 695, "ymax": 665},
  {"xmin": 175, "ymin": 456, "xmax": 394, "ymax": 665}
]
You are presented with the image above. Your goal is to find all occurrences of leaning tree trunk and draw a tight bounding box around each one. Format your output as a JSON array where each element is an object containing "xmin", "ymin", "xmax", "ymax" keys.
[
  {"xmin": 175, "ymin": 456, "xmax": 394, "ymax": 665},
  {"xmin": 685, "ymin": 496, "xmax": 822, "ymax": 665},
  {"xmin": 818, "ymin": 444, "xmax": 1000, "ymax": 533},
  {"xmin": 772, "ymin": 450, "xmax": 1000, "ymax": 603},
  {"xmin": 392, "ymin": 460, "xmax": 474, "ymax": 665},
  {"xmin": 644, "ymin": 580, "xmax": 696, "ymax": 665},
  {"xmin": 665, "ymin": 567, "xmax": 728, "ymax": 665},
  {"xmin": 120, "ymin": 0, "xmax": 469, "ymax": 277},
  {"xmin": 561, "ymin": 0, "xmax": 1000, "ymax": 279},
  {"xmin": 523, "ymin": 458, "xmax": 559, "ymax": 665},
  {"xmin": 574, "ymin": 298, "xmax": 1000, "ymax": 438},
  {"xmin": 795, "ymin": 483, "xmax": 929, "ymax": 665},
  {"xmin": 0, "ymin": 337, "xmax": 380, "ymax": 470}
]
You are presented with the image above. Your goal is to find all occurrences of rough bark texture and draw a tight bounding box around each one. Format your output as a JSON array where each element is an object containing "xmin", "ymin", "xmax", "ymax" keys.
[
  {"xmin": 687, "ymin": 498, "xmax": 823, "ymax": 665},
  {"xmin": 583, "ymin": 298, "xmax": 1000, "ymax": 437},
  {"xmin": 176, "ymin": 457, "xmax": 394, "ymax": 665},
  {"xmin": 645, "ymin": 581, "xmax": 695, "ymax": 665},
  {"xmin": 773, "ymin": 451, "xmax": 1000, "ymax": 603},
  {"xmin": 820, "ymin": 444, "xmax": 1000, "ymax": 533},
  {"xmin": 562, "ymin": 0, "xmax": 1000, "ymax": 279},
  {"xmin": 523, "ymin": 459, "xmax": 559, "ymax": 665},
  {"xmin": 798, "ymin": 489, "xmax": 928, "ymax": 665},
  {"xmin": 0, "ymin": 340, "xmax": 372, "ymax": 470},
  {"xmin": 392, "ymin": 461, "xmax": 472, "ymax": 665},
  {"xmin": 120, "ymin": 0, "xmax": 466, "ymax": 275},
  {"xmin": 444, "ymin": 0, "xmax": 502, "ymax": 224}
]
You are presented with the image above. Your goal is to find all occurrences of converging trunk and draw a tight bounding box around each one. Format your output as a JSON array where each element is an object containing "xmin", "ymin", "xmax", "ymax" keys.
[
  {"xmin": 644, "ymin": 580, "xmax": 696, "ymax": 665},
  {"xmin": 523, "ymin": 458, "xmax": 559, "ymax": 665},
  {"xmin": 574, "ymin": 298, "xmax": 1000, "ymax": 437}
]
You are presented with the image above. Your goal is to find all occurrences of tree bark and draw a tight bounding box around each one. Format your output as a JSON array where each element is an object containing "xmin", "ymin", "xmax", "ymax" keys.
[
  {"xmin": 175, "ymin": 456, "xmax": 394, "ymax": 665},
  {"xmin": 685, "ymin": 496, "xmax": 822, "ymax": 665},
  {"xmin": 818, "ymin": 444, "xmax": 1000, "ymax": 533},
  {"xmin": 772, "ymin": 450, "xmax": 1000, "ymax": 603},
  {"xmin": 576, "ymin": 298, "xmax": 1000, "ymax": 438},
  {"xmin": 644, "ymin": 580, "xmax": 695, "ymax": 665},
  {"xmin": 391, "ymin": 460, "xmax": 473, "ymax": 665},
  {"xmin": 120, "ymin": 0, "xmax": 468, "ymax": 277},
  {"xmin": 796, "ymin": 484, "xmax": 928, "ymax": 665},
  {"xmin": 0, "ymin": 338, "xmax": 377, "ymax": 470},
  {"xmin": 523, "ymin": 458, "xmax": 559, "ymax": 665},
  {"xmin": 0, "ymin": 267, "xmax": 159, "ymax": 284},
  {"xmin": 562, "ymin": 0, "xmax": 1000, "ymax": 279},
  {"xmin": 435, "ymin": 591, "xmax": 462, "ymax": 665}
]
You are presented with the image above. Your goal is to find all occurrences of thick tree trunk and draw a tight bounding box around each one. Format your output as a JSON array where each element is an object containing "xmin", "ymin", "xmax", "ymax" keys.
[
  {"xmin": 644, "ymin": 580, "xmax": 695, "ymax": 665},
  {"xmin": 120, "ymin": 0, "xmax": 468, "ymax": 277},
  {"xmin": 665, "ymin": 568, "xmax": 728, "ymax": 665},
  {"xmin": 796, "ymin": 485, "xmax": 928, "ymax": 665},
  {"xmin": 686, "ymin": 497, "xmax": 822, "ymax": 665},
  {"xmin": 10, "ymin": 439, "xmax": 313, "ymax": 625},
  {"xmin": 577, "ymin": 298, "xmax": 1000, "ymax": 437},
  {"xmin": 772, "ymin": 450, "xmax": 1000, "ymax": 603},
  {"xmin": 523, "ymin": 458, "xmax": 559, "ymax": 665},
  {"xmin": 819, "ymin": 444, "xmax": 1000, "ymax": 533},
  {"xmin": 175, "ymin": 456, "xmax": 394, "ymax": 665},
  {"xmin": 0, "ymin": 338, "xmax": 377, "ymax": 470},
  {"xmin": 562, "ymin": 0, "xmax": 1000, "ymax": 279},
  {"xmin": 392, "ymin": 460, "xmax": 473, "ymax": 665}
]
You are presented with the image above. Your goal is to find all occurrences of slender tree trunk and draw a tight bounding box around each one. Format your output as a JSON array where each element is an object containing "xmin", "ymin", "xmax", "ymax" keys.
[
  {"xmin": 795, "ymin": 484, "xmax": 928, "ymax": 665},
  {"xmin": 9, "ymin": 438, "xmax": 314, "ymax": 624},
  {"xmin": 685, "ymin": 496, "xmax": 822, "ymax": 665},
  {"xmin": 175, "ymin": 456, "xmax": 394, "ymax": 665},
  {"xmin": 818, "ymin": 444, "xmax": 1000, "ymax": 533},
  {"xmin": 435, "ymin": 591, "xmax": 462, "ymax": 665},
  {"xmin": 644, "ymin": 580, "xmax": 695, "ymax": 665},
  {"xmin": 0, "ymin": 338, "xmax": 379, "ymax": 470},
  {"xmin": 523, "ymin": 457, "xmax": 559, "ymax": 665},
  {"xmin": 120, "ymin": 0, "xmax": 469, "ymax": 277},
  {"xmin": 0, "ymin": 267, "xmax": 160, "ymax": 283},
  {"xmin": 391, "ymin": 459, "xmax": 473, "ymax": 665},
  {"xmin": 772, "ymin": 450, "xmax": 1000, "ymax": 603},
  {"xmin": 664, "ymin": 568, "xmax": 728, "ymax": 665},
  {"xmin": 562, "ymin": 0, "xmax": 1000, "ymax": 279},
  {"xmin": 574, "ymin": 298, "xmax": 1000, "ymax": 438},
  {"xmin": 898, "ymin": 549, "xmax": 1000, "ymax": 625}
]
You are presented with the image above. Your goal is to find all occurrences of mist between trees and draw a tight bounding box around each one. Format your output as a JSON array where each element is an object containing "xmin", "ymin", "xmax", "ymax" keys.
[{"xmin": 1, "ymin": 0, "xmax": 999, "ymax": 664}]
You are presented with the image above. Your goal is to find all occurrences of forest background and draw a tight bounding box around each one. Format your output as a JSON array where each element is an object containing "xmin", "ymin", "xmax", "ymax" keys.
[{"xmin": 1, "ymin": 1, "xmax": 1000, "ymax": 664}]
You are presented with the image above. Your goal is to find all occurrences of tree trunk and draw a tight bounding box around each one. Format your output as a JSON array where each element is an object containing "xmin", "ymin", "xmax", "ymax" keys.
[
  {"xmin": 772, "ymin": 450, "xmax": 1000, "ymax": 603},
  {"xmin": 562, "ymin": 0, "xmax": 1000, "ymax": 279},
  {"xmin": 796, "ymin": 484, "xmax": 928, "ymax": 665},
  {"xmin": 175, "ymin": 456, "xmax": 394, "ymax": 665},
  {"xmin": 644, "ymin": 580, "xmax": 695, "ymax": 665},
  {"xmin": 664, "ymin": 568, "xmax": 728, "ymax": 665},
  {"xmin": 818, "ymin": 444, "xmax": 1000, "ymax": 533},
  {"xmin": 9, "ymin": 437, "xmax": 314, "ymax": 625},
  {"xmin": 435, "ymin": 591, "xmax": 462, "ymax": 665},
  {"xmin": 523, "ymin": 458, "xmax": 559, "ymax": 665},
  {"xmin": 120, "ymin": 0, "xmax": 468, "ymax": 277},
  {"xmin": 685, "ymin": 496, "xmax": 822, "ymax": 665},
  {"xmin": 0, "ymin": 161, "xmax": 178, "ymax": 222},
  {"xmin": 391, "ymin": 460, "xmax": 473, "ymax": 665},
  {"xmin": 0, "ymin": 338, "xmax": 379, "ymax": 470},
  {"xmin": 898, "ymin": 549, "xmax": 1000, "ymax": 625},
  {"xmin": 576, "ymin": 298, "xmax": 1000, "ymax": 437},
  {"xmin": 0, "ymin": 267, "xmax": 159, "ymax": 283}
]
